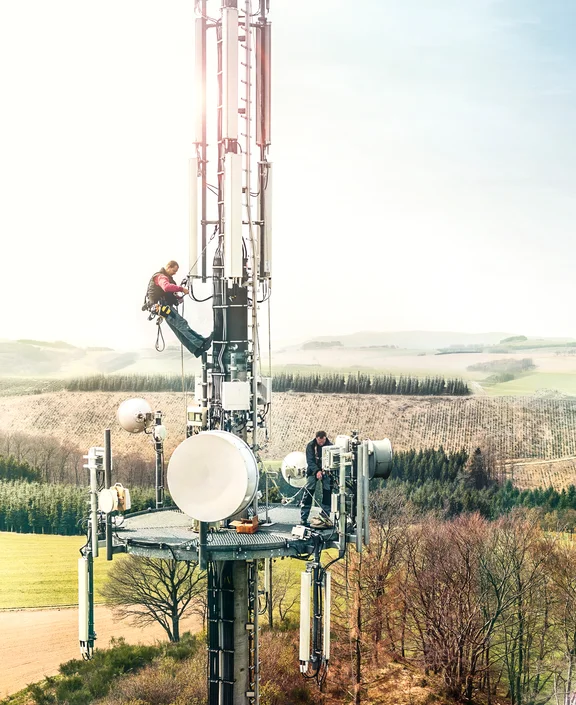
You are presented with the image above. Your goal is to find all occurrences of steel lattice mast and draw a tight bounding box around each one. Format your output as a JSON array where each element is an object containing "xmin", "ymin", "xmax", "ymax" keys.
[{"xmin": 188, "ymin": 3, "xmax": 272, "ymax": 702}]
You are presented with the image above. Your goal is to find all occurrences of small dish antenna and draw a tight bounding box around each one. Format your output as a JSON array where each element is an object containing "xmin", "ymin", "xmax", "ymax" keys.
[
  {"xmin": 167, "ymin": 430, "xmax": 259, "ymax": 522},
  {"xmin": 281, "ymin": 451, "xmax": 308, "ymax": 487},
  {"xmin": 368, "ymin": 438, "xmax": 393, "ymax": 479},
  {"xmin": 117, "ymin": 398, "xmax": 153, "ymax": 434}
]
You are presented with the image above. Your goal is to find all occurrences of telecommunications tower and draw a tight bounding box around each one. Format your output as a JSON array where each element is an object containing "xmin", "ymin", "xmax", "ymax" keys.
[{"xmin": 78, "ymin": 3, "xmax": 392, "ymax": 704}]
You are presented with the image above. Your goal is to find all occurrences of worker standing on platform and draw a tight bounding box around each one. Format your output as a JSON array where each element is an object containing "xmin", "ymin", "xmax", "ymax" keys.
[
  {"xmin": 143, "ymin": 260, "xmax": 212, "ymax": 358},
  {"xmin": 300, "ymin": 431, "xmax": 333, "ymax": 527}
]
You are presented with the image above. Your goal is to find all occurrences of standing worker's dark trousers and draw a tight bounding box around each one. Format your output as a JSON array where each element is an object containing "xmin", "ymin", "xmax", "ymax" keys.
[
  {"xmin": 159, "ymin": 305, "xmax": 211, "ymax": 358},
  {"xmin": 300, "ymin": 471, "xmax": 332, "ymax": 525}
]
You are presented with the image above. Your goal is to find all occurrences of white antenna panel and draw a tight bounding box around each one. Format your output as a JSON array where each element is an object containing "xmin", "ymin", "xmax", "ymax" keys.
[
  {"xmin": 167, "ymin": 430, "xmax": 258, "ymax": 522},
  {"xmin": 221, "ymin": 7, "xmax": 239, "ymax": 140},
  {"xmin": 323, "ymin": 571, "xmax": 332, "ymax": 660},
  {"xmin": 223, "ymin": 152, "xmax": 243, "ymax": 278},
  {"xmin": 117, "ymin": 398, "xmax": 152, "ymax": 434},
  {"xmin": 262, "ymin": 163, "xmax": 272, "ymax": 276},
  {"xmin": 189, "ymin": 157, "xmax": 199, "ymax": 275},
  {"xmin": 78, "ymin": 558, "xmax": 89, "ymax": 642},
  {"xmin": 281, "ymin": 451, "xmax": 307, "ymax": 487},
  {"xmin": 299, "ymin": 571, "xmax": 312, "ymax": 667},
  {"xmin": 368, "ymin": 438, "xmax": 393, "ymax": 479}
]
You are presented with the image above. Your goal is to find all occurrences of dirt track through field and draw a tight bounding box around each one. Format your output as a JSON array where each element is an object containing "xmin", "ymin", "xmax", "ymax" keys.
[{"xmin": 0, "ymin": 606, "xmax": 201, "ymax": 698}]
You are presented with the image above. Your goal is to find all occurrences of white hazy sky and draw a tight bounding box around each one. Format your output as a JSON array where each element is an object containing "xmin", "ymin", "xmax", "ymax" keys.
[{"xmin": 0, "ymin": 0, "xmax": 575, "ymax": 349}]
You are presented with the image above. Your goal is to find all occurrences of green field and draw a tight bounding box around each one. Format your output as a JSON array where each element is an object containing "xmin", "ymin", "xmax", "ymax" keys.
[
  {"xmin": 0, "ymin": 532, "xmax": 120, "ymax": 609},
  {"xmin": 485, "ymin": 372, "xmax": 576, "ymax": 397},
  {"xmin": 0, "ymin": 529, "xmax": 312, "ymax": 617}
]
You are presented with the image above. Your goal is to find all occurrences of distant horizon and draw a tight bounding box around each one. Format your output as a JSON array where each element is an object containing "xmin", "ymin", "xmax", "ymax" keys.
[{"xmin": 3, "ymin": 328, "xmax": 576, "ymax": 353}]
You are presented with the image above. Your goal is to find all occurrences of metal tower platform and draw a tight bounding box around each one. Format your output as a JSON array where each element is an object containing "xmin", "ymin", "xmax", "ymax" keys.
[{"xmin": 108, "ymin": 506, "xmax": 339, "ymax": 562}]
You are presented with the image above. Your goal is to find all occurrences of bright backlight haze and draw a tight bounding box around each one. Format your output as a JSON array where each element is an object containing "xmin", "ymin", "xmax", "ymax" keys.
[{"xmin": 0, "ymin": 0, "xmax": 574, "ymax": 349}]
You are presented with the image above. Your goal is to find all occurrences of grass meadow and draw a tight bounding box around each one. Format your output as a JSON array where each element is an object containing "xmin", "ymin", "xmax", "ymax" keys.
[
  {"xmin": 0, "ymin": 530, "xmax": 305, "ymax": 617},
  {"xmin": 0, "ymin": 532, "xmax": 120, "ymax": 609},
  {"xmin": 484, "ymin": 372, "xmax": 576, "ymax": 396}
]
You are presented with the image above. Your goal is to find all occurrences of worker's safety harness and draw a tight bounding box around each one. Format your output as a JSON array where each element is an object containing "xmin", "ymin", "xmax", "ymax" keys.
[{"xmin": 142, "ymin": 270, "xmax": 183, "ymax": 353}]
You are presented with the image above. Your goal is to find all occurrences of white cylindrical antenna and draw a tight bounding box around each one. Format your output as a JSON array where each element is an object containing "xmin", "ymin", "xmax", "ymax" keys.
[
  {"xmin": 189, "ymin": 157, "xmax": 199, "ymax": 275},
  {"xmin": 368, "ymin": 438, "xmax": 393, "ymax": 479},
  {"xmin": 194, "ymin": 17, "xmax": 205, "ymax": 144},
  {"xmin": 78, "ymin": 557, "xmax": 89, "ymax": 645},
  {"xmin": 223, "ymin": 152, "xmax": 243, "ymax": 278},
  {"xmin": 323, "ymin": 571, "xmax": 331, "ymax": 661},
  {"xmin": 356, "ymin": 444, "xmax": 364, "ymax": 553},
  {"xmin": 262, "ymin": 162, "xmax": 272, "ymax": 277},
  {"xmin": 299, "ymin": 571, "xmax": 312, "ymax": 670},
  {"xmin": 256, "ymin": 22, "xmax": 271, "ymax": 147},
  {"xmin": 339, "ymin": 450, "xmax": 347, "ymax": 552},
  {"xmin": 222, "ymin": 7, "xmax": 239, "ymax": 141},
  {"xmin": 363, "ymin": 441, "xmax": 370, "ymax": 545}
]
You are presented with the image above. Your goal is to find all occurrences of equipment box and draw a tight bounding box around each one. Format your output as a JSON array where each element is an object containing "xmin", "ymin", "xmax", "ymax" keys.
[{"xmin": 230, "ymin": 516, "xmax": 259, "ymax": 534}]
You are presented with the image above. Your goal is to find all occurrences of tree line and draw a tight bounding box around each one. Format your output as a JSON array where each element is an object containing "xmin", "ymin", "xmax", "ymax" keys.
[
  {"xmin": 272, "ymin": 372, "xmax": 470, "ymax": 396},
  {"xmin": 65, "ymin": 374, "xmax": 194, "ymax": 393},
  {"xmin": 0, "ymin": 480, "xmax": 168, "ymax": 535},
  {"xmin": 380, "ymin": 447, "xmax": 576, "ymax": 530},
  {"xmin": 62, "ymin": 372, "xmax": 470, "ymax": 396},
  {"xmin": 467, "ymin": 357, "xmax": 535, "ymax": 373}
]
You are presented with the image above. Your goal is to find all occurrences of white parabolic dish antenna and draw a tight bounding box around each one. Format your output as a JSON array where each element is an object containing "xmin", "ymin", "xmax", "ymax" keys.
[
  {"xmin": 167, "ymin": 430, "xmax": 259, "ymax": 522},
  {"xmin": 117, "ymin": 398, "xmax": 152, "ymax": 434},
  {"xmin": 281, "ymin": 451, "xmax": 307, "ymax": 488}
]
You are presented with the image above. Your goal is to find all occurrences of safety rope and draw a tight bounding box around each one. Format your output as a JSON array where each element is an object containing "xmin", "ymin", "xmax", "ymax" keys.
[{"xmin": 155, "ymin": 319, "xmax": 165, "ymax": 353}]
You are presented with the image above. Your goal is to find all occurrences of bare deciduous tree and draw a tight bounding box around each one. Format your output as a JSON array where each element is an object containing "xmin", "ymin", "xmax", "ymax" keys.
[
  {"xmin": 100, "ymin": 556, "xmax": 206, "ymax": 642},
  {"xmin": 545, "ymin": 539, "xmax": 576, "ymax": 705},
  {"xmin": 268, "ymin": 560, "xmax": 300, "ymax": 626}
]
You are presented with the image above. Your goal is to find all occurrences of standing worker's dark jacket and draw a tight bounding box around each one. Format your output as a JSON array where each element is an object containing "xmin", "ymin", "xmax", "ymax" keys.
[
  {"xmin": 305, "ymin": 438, "xmax": 332, "ymax": 476},
  {"xmin": 145, "ymin": 269, "xmax": 181, "ymax": 309}
]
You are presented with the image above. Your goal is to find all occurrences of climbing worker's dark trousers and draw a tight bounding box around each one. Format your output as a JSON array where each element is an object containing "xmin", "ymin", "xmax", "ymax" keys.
[
  {"xmin": 300, "ymin": 471, "xmax": 332, "ymax": 525},
  {"xmin": 159, "ymin": 306, "xmax": 207, "ymax": 358}
]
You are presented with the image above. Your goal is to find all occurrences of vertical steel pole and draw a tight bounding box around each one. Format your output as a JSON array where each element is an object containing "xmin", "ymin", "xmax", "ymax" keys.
[
  {"xmin": 104, "ymin": 429, "xmax": 113, "ymax": 561},
  {"xmin": 200, "ymin": 0, "xmax": 208, "ymax": 281},
  {"xmin": 266, "ymin": 557, "xmax": 273, "ymax": 629},
  {"xmin": 199, "ymin": 521, "xmax": 208, "ymax": 571}
]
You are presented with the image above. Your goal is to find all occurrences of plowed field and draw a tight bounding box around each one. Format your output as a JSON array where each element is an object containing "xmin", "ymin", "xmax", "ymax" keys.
[{"xmin": 1, "ymin": 391, "xmax": 576, "ymax": 461}]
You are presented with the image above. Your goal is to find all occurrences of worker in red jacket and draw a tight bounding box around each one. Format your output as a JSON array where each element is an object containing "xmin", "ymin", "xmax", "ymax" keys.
[{"xmin": 143, "ymin": 260, "xmax": 212, "ymax": 358}]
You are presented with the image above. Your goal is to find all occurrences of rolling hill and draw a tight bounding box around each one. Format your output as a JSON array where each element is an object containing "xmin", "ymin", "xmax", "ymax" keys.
[{"xmin": 1, "ymin": 392, "xmax": 576, "ymax": 470}]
